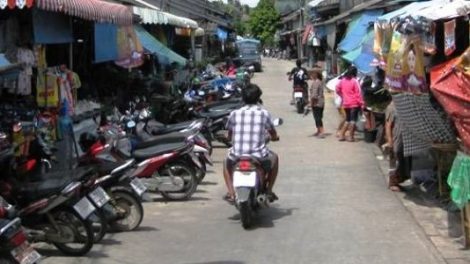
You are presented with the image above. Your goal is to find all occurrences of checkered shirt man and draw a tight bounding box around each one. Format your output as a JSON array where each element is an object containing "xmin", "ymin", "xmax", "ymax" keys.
[{"xmin": 226, "ymin": 104, "xmax": 274, "ymax": 159}]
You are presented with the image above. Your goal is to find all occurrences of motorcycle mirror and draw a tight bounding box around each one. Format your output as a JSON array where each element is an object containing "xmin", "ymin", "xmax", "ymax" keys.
[{"xmin": 273, "ymin": 118, "xmax": 283, "ymax": 127}]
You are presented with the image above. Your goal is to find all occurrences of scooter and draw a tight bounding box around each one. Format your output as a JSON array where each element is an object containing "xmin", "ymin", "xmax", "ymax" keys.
[
  {"xmin": 86, "ymin": 126, "xmax": 201, "ymax": 201},
  {"xmin": 232, "ymin": 118, "xmax": 283, "ymax": 229}
]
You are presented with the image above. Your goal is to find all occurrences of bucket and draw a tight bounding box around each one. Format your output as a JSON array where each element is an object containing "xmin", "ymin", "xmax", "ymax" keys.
[{"xmin": 364, "ymin": 129, "xmax": 377, "ymax": 143}]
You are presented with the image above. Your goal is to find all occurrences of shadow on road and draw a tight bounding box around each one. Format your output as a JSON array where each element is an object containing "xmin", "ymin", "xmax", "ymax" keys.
[
  {"xmin": 36, "ymin": 248, "xmax": 109, "ymax": 258},
  {"xmin": 183, "ymin": 261, "xmax": 245, "ymax": 264},
  {"xmin": 150, "ymin": 196, "xmax": 211, "ymax": 203},
  {"xmin": 228, "ymin": 206, "xmax": 298, "ymax": 229},
  {"xmin": 199, "ymin": 181, "xmax": 218, "ymax": 186}
]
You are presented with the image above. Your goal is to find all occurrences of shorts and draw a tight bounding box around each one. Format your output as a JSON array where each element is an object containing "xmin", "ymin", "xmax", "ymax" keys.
[
  {"xmin": 345, "ymin": 107, "xmax": 360, "ymax": 123},
  {"xmin": 225, "ymin": 151, "xmax": 278, "ymax": 173}
]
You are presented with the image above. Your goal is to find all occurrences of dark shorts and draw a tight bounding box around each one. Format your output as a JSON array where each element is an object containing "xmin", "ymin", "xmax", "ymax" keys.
[
  {"xmin": 345, "ymin": 107, "xmax": 360, "ymax": 123},
  {"xmin": 225, "ymin": 151, "xmax": 278, "ymax": 173}
]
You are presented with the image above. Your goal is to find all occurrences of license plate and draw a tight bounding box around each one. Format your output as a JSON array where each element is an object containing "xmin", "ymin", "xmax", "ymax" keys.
[
  {"xmin": 88, "ymin": 187, "xmax": 111, "ymax": 208},
  {"xmin": 294, "ymin": 92, "xmax": 303, "ymax": 98},
  {"xmin": 73, "ymin": 197, "xmax": 96, "ymax": 220},
  {"xmin": 130, "ymin": 178, "xmax": 147, "ymax": 196},
  {"xmin": 11, "ymin": 242, "xmax": 41, "ymax": 264},
  {"xmin": 233, "ymin": 171, "xmax": 257, "ymax": 187}
]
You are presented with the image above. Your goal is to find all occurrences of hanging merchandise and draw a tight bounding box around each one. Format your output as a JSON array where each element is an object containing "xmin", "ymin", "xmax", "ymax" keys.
[
  {"xmin": 444, "ymin": 19, "xmax": 456, "ymax": 56},
  {"xmin": 402, "ymin": 37, "xmax": 427, "ymax": 93},
  {"xmin": 447, "ymin": 151, "xmax": 470, "ymax": 209},
  {"xmin": 115, "ymin": 26, "xmax": 144, "ymax": 69},
  {"xmin": 385, "ymin": 31, "xmax": 405, "ymax": 91},
  {"xmin": 36, "ymin": 73, "xmax": 60, "ymax": 107},
  {"xmin": 5, "ymin": 47, "xmax": 35, "ymax": 95},
  {"xmin": 422, "ymin": 22, "xmax": 436, "ymax": 55},
  {"xmin": 393, "ymin": 93, "xmax": 456, "ymax": 157}
]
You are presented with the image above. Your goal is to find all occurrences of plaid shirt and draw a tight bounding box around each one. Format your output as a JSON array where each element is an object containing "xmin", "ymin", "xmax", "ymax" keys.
[{"xmin": 226, "ymin": 104, "xmax": 274, "ymax": 158}]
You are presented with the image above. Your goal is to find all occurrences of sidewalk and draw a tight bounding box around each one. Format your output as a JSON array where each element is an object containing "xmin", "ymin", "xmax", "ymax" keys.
[{"xmin": 368, "ymin": 143, "xmax": 470, "ymax": 263}]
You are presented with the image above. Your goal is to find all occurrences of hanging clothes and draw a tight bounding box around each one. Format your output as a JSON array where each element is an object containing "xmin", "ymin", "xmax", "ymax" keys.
[{"xmin": 8, "ymin": 47, "xmax": 36, "ymax": 95}]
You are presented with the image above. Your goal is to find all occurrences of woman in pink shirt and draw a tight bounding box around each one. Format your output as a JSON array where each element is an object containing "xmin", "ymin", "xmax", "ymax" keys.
[{"xmin": 336, "ymin": 66, "xmax": 364, "ymax": 142}]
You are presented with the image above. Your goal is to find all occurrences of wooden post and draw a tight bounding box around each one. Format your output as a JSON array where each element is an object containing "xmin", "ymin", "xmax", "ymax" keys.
[{"xmin": 462, "ymin": 203, "xmax": 470, "ymax": 248}]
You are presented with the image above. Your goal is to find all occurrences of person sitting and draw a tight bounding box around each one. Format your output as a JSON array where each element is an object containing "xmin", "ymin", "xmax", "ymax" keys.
[{"xmin": 222, "ymin": 84, "xmax": 280, "ymax": 203}]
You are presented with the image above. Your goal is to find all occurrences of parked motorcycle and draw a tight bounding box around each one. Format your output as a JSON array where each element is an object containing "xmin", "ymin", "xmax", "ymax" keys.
[
  {"xmin": 0, "ymin": 198, "xmax": 41, "ymax": 264},
  {"xmin": 82, "ymin": 124, "xmax": 200, "ymax": 201},
  {"xmin": 231, "ymin": 118, "xmax": 283, "ymax": 229}
]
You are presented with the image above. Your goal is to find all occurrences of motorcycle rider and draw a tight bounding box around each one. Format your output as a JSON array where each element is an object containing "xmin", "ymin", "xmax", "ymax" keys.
[
  {"xmin": 222, "ymin": 84, "xmax": 280, "ymax": 203},
  {"xmin": 288, "ymin": 59, "xmax": 308, "ymax": 105}
]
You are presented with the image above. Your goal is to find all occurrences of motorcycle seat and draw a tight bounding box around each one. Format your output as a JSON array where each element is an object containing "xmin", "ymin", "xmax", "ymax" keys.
[
  {"xmin": 19, "ymin": 177, "xmax": 73, "ymax": 202},
  {"xmin": 30, "ymin": 166, "xmax": 95, "ymax": 183},
  {"xmin": 132, "ymin": 142, "xmax": 191, "ymax": 161},
  {"xmin": 135, "ymin": 133, "xmax": 189, "ymax": 150},
  {"xmin": 196, "ymin": 110, "xmax": 231, "ymax": 119},
  {"xmin": 148, "ymin": 119, "xmax": 202, "ymax": 135}
]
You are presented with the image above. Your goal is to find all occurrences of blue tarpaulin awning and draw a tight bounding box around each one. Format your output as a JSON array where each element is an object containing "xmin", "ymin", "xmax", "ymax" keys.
[
  {"xmin": 134, "ymin": 25, "xmax": 187, "ymax": 66},
  {"xmin": 33, "ymin": 9, "xmax": 73, "ymax": 44},
  {"xmin": 0, "ymin": 54, "xmax": 21, "ymax": 80},
  {"xmin": 94, "ymin": 23, "xmax": 119, "ymax": 63},
  {"xmin": 342, "ymin": 30, "xmax": 376, "ymax": 74},
  {"xmin": 338, "ymin": 9, "xmax": 383, "ymax": 52}
]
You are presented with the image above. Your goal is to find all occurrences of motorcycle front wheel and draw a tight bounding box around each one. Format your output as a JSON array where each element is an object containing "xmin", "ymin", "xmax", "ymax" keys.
[
  {"xmin": 52, "ymin": 210, "xmax": 94, "ymax": 256},
  {"xmin": 159, "ymin": 162, "xmax": 198, "ymax": 201},
  {"xmin": 109, "ymin": 191, "xmax": 144, "ymax": 232}
]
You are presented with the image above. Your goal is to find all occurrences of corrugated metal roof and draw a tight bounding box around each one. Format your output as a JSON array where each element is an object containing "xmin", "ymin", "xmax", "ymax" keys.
[
  {"xmin": 315, "ymin": 0, "xmax": 385, "ymax": 26},
  {"xmin": 36, "ymin": 0, "xmax": 133, "ymax": 25}
]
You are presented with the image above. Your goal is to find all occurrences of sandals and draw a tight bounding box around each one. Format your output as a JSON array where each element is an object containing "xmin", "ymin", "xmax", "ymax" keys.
[{"xmin": 223, "ymin": 193, "xmax": 235, "ymax": 204}]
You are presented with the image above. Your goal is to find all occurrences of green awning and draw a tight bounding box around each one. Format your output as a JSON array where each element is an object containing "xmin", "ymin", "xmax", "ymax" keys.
[{"xmin": 134, "ymin": 25, "xmax": 187, "ymax": 66}]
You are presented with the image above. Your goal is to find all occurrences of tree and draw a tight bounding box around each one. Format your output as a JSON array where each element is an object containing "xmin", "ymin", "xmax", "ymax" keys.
[{"xmin": 247, "ymin": 0, "xmax": 280, "ymax": 46}]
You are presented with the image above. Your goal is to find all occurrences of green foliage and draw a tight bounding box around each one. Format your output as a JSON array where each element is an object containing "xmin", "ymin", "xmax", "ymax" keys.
[{"xmin": 247, "ymin": 0, "xmax": 280, "ymax": 46}]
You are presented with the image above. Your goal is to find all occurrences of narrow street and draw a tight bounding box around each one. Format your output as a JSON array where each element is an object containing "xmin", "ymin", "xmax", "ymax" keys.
[{"xmin": 42, "ymin": 58, "xmax": 445, "ymax": 264}]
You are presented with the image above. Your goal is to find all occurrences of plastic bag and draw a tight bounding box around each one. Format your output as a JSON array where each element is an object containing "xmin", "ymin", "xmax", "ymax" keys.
[{"xmin": 447, "ymin": 151, "xmax": 470, "ymax": 209}]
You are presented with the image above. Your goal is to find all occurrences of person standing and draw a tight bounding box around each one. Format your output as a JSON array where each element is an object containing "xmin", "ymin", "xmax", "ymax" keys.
[
  {"xmin": 309, "ymin": 71, "xmax": 325, "ymax": 137},
  {"xmin": 336, "ymin": 66, "xmax": 363, "ymax": 142}
]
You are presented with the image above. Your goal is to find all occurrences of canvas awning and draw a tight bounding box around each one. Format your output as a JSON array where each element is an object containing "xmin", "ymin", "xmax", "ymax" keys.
[
  {"xmin": 308, "ymin": 0, "xmax": 326, "ymax": 7},
  {"xmin": 342, "ymin": 30, "xmax": 376, "ymax": 74},
  {"xmin": 134, "ymin": 25, "xmax": 187, "ymax": 66},
  {"xmin": 338, "ymin": 10, "xmax": 383, "ymax": 52},
  {"xmin": 36, "ymin": 0, "xmax": 133, "ymax": 25},
  {"xmin": 0, "ymin": 0, "xmax": 33, "ymax": 9},
  {"xmin": 133, "ymin": 6, "xmax": 168, "ymax": 25},
  {"xmin": 377, "ymin": 0, "xmax": 470, "ymax": 23}
]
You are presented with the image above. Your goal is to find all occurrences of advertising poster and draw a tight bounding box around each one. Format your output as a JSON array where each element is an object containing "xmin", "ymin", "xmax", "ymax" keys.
[{"xmin": 444, "ymin": 19, "xmax": 456, "ymax": 56}]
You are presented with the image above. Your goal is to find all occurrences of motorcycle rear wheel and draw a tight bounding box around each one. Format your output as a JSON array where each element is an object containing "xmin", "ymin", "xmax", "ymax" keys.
[
  {"xmin": 160, "ymin": 162, "xmax": 197, "ymax": 201},
  {"xmin": 88, "ymin": 211, "xmax": 107, "ymax": 243},
  {"xmin": 240, "ymin": 201, "xmax": 253, "ymax": 229},
  {"xmin": 52, "ymin": 210, "xmax": 94, "ymax": 256},
  {"xmin": 109, "ymin": 191, "xmax": 144, "ymax": 232},
  {"xmin": 296, "ymin": 101, "xmax": 304, "ymax": 114}
]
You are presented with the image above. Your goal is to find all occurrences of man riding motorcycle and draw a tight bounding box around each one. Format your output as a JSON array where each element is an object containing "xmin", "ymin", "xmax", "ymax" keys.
[
  {"xmin": 222, "ymin": 84, "xmax": 279, "ymax": 203},
  {"xmin": 288, "ymin": 59, "xmax": 308, "ymax": 105}
]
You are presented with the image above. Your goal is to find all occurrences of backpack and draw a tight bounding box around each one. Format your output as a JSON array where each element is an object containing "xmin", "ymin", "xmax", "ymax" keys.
[{"xmin": 293, "ymin": 67, "xmax": 307, "ymax": 84}]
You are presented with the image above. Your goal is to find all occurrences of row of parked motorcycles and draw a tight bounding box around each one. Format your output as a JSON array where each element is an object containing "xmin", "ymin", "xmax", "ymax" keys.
[{"xmin": 0, "ymin": 68, "xmax": 255, "ymax": 262}]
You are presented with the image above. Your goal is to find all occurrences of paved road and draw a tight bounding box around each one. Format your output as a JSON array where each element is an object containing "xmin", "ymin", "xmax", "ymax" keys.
[{"xmin": 42, "ymin": 58, "xmax": 445, "ymax": 264}]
